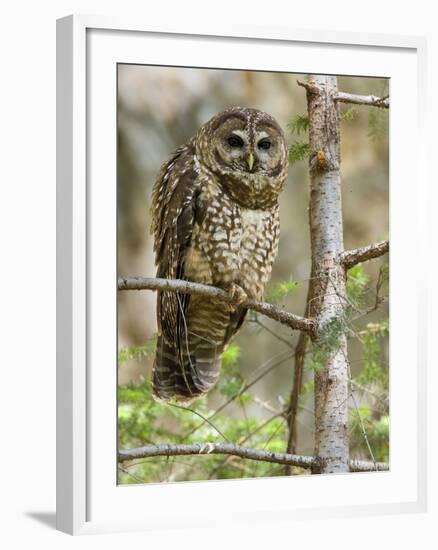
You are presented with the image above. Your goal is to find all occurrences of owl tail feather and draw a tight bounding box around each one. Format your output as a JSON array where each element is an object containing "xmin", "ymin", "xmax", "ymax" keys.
[
  {"xmin": 152, "ymin": 335, "xmax": 223, "ymax": 403},
  {"xmin": 152, "ymin": 299, "xmax": 232, "ymax": 403}
]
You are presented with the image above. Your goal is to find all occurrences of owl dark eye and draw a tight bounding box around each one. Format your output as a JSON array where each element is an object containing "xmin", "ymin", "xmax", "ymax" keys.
[
  {"xmin": 258, "ymin": 139, "xmax": 272, "ymax": 150},
  {"xmin": 227, "ymin": 135, "xmax": 244, "ymax": 148}
]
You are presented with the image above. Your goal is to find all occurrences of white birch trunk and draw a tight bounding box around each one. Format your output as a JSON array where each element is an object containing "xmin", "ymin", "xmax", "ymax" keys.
[{"xmin": 304, "ymin": 75, "xmax": 349, "ymax": 474}]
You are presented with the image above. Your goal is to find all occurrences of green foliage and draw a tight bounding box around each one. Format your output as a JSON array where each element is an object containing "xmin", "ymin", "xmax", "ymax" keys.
[
  {"xmin": 221, "ymin": 343, "xmax": 241, "ymax": 369},
  {"xmin": 347, "ymin": 261, "xmax": 389, "ymax": 464},
  {"xmin": 306, "ymin": 317, "xmax": 345, "ymax": 373},
  {"xmin": 118, "ymin": 376, "xmax": 289, "ymax": 484},
  {"xmin": 118, "ymin": 337, "xmax": 157, "ymax": 366},
  {"xmin": 218, "ymin": 344, "xmax": 245, "ymax": 399},
  {"xmin": 365, "ymin": 79, "xmax": 389, "ymax": 142},
  {"xmin": 368, "ymin": 108, "xmax": 389, "ymax": 142},
  {"xmin": 265, "ymin": 279, "xmax": 300, "ymax": 304},
  {"xmin": 301, "ymin": 379, "xmax": 314, "ymax": 396},
  {"xmin": 345, "ymin": 263, "xmax": 389, "ymax": 463},
  {"xmin": 304, "ymin": 262, "xmax": 389, "ymax": 464},
  {"xmin": 357, "ymin": 321, "xmax": 389, "ymax": 387},
  {"xmin": 118, "ymin": 266, "xmax": 390, "ymax": 483},
  {"xmin": 288, "ymin": 115, "xmax": 309, "ymax": 135},
  {"xmin": 347, "ymin": 265, "xmax": 370, "ymax": 308},
  {"xmin": 349, "ymin": 406, "xmax": 389, "ymax": 462},
  {"xmin": 380, "ymin": 262, "xmax": 389, "ymax": 286},
  {"xmin": 218, "ymin": 375, "xmax": 243, "ymax": 400},
  {"xmin": 288, "ymin": 141, "xmax": 310, "ymax": 164},
  {"xmin": 285, "ymin": 112, "xmax": 315, "ymax": 165},
  {"xmin": 341, "ymin": 106, "xmax": 357, "ymax": 121}
]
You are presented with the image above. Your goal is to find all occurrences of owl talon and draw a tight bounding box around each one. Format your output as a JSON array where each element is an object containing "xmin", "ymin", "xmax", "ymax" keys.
[{"xmin": 228, "ymin": 283, "xmax": 248, "ymax": 305}]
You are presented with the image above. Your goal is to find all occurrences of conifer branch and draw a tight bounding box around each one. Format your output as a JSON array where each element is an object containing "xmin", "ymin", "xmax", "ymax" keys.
[{"xmin": 118, "ymin": 276, "xmax": 315, "ymax": 333}]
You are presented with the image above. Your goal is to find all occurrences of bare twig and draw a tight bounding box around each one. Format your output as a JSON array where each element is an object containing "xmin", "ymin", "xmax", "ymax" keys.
[
  {"xmin": 118, "ymin": 465, "xmax": 146, "ymax": 484},
  {"xmin": 118, "ymin": 276, "xmax": 315, "ymax": 333},
  {"xmin": 208, "ymin": 411, "xmax": 286, "ymax": 479},
  {"xmin": 285, "ymin": 273, "xmax": 317, "ymax": 468},
  {"xmin": 181, "ymin": 351, "xmax": 294, "ymax": 440},
  {"xmin": 285, "ymin": 331, "xmax": 309, "ymax": 462},
  {"xmin": 168, "ymin": 403, "xmax": 230, "ymax": 443},
  {"xmin": 348, "ymin": 265, "xmax": 388, "ymax": 322},
  {"xmin": 334, "ymin": 92, "xmax": 389, "ymax": 109},
  {"xmin": 252, "ymin": 396, "xmax": 283, "ymax": 415},
  {"xmin": 340, "ymin": 240, "xmax": 389, "ymax": 270},
  {"xmin": 350, "ymin": 379, "xmax": 389, "ymax": 406},
  {"xmin": 350, "ymin": 390, "xmax": 377, "ymax": 469},
  {"xmin": 118, "ymin": 443, "xmax": 388, "ymax": 472},
  {"xmin": 250, "ymin": 316, "xmax": 294, "ymax": 349}
]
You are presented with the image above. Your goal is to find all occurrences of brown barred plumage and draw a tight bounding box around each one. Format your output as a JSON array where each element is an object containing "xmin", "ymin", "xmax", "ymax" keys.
[{"xmin": 150, "ymin": 107, "xmax": 288, "ymax": 402}]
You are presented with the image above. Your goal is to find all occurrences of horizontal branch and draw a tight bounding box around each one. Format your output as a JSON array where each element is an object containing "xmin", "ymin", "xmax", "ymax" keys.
[
  {"xmin": 334, "ymin": 91, "xmax": 389, "ymax": 109},
  {"xmin": 118, "ymin": 276, "xmax": 315, "ymax": 333},
  {"xmin": 349, "ymin": 458, "xmax": 389, "ymax": 472},
  {"xmin": 340, "ymin": 240, "xmax": 389, "ymax": 269},
  {"xmin": 118, "ymin": 443, "xmax": 388, "ymax": 473}
]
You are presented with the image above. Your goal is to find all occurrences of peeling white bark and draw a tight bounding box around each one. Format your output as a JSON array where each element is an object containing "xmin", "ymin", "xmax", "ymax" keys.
[{"xmin": 305, "ymin": 75, "xmax": 350, "ymax": 474}]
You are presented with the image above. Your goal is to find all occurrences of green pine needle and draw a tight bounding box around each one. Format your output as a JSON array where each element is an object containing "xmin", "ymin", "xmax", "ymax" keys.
[
  {"xmin": 368, "ymin": 108, "xmax": 389, "ymax": 141},
  {"xmin": 221, "ymin": 343, "xmax": 241, "ymax": 370},
  {"xmin": 118, "ymin": 337, "xmax": 157, "ymax": 366},
  {"xmin": 288, "ymin": 141, "xmax": 310, "ymax": 164},
  {"xmin": 341, "ymin": 107, "xmax": 357, "ymax": 121},
  {"xmin": 265, "ymin": 279, "xmax": 300, "ymax": 304},
  {"xmin": 287, "ymin": 115, "xmax": 309, "ymax": 135}
]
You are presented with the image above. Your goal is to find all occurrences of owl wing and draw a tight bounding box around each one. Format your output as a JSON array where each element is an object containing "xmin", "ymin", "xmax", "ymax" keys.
[{"xmin": 150, "ymin": 140, "xmax": 201, "ymax": 345}]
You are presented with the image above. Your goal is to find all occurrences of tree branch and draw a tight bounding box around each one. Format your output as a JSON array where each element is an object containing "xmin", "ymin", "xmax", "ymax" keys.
[
  {"xmin": 297, "ymin": 79, "xmax": 320, "ymax": 93},
  {"xmin": 348, "ymin": 459, "xmax": 388, "ymax": 472},
  {"xmin": 334, "ymin": 92, "xmax": 389, "ymax": 109},
  {"xmin": 118, "ymin": 443, "xmax": 388, "ymax": 472},
  {"xmin": 340, "ymin": 240, "xmax": 389, "ymax": 269},
  {"xmin": 297, "ymin": 80, "xmax": 389, "ymax": 108},
  {"xmin": 118, "ymin": 276, "xmax": 315, "ymax": 333},
  {"xmin": 285, "ymin": 331, "xmax": 309, "ymax": 466}
]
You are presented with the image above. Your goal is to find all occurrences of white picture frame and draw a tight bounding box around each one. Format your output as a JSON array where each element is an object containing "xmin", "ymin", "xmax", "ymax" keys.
[{"xmin": 56, "ymin": 15, "xmax": 428, "ymax": 535}]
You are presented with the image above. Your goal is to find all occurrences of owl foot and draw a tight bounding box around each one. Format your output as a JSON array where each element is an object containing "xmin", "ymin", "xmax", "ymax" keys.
[{"xmin": 227, "ymin": 283, "xmax": 248, "ymax": 305}]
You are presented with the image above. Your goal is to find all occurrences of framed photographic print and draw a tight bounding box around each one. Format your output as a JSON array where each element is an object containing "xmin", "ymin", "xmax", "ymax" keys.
[{"xmin": 56, "ymin": 15, "xmax": 427, "ymax": 535}]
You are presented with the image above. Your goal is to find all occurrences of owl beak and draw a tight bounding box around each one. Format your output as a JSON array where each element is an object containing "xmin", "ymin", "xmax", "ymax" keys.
[{"xmin": 246, "ymin": 152, "xmax": 255, "ymax": 171}]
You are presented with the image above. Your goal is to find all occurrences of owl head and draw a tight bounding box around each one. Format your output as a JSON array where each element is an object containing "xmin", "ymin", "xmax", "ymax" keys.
[{"xmin": 196, "ymin": 107, "xmax": 288, "ymax": 209}]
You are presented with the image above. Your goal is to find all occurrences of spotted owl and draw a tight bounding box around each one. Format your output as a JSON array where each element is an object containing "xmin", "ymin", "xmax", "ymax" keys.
[{"xmin": 151, "ymin": 107, "xmax": 288, "ymax": 402}]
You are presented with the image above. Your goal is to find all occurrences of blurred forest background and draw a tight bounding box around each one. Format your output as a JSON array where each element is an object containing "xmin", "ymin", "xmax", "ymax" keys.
[{"xmin": 117, "ymin": 65, "xmax": 389, "ymax": 484}]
